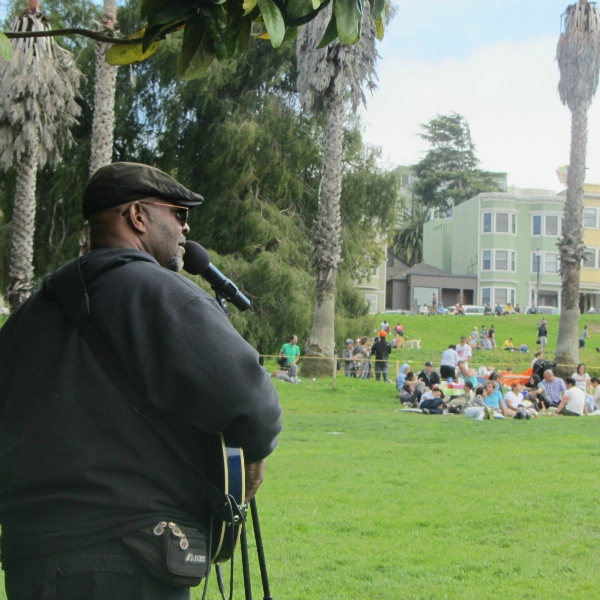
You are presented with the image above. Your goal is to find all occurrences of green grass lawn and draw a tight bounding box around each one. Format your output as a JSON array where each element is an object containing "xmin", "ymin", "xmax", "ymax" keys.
[
  {"xmin": 191, "ymin": 377, "xmax": 600, "ymax": 599},
  {"xmin": 361, "ymin": 313, "xmax": 600, "ymax": 377}
]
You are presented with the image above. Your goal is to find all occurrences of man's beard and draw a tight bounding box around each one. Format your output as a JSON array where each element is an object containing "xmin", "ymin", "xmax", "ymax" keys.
[{"xmin": 166, "ymin": 249, "xmax": 184, "ymax": 272}]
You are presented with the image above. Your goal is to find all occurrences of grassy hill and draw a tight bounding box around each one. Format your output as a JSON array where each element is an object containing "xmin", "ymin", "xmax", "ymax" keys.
[{"xmin": 360, "ymin": 313, "xmax": 600, "ymax": 377}]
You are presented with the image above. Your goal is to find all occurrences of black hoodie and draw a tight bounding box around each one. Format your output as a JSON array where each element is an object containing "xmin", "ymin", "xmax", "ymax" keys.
[{"xmin": 0, "ymin": 249, "xmax": 281, "ymax": 560}]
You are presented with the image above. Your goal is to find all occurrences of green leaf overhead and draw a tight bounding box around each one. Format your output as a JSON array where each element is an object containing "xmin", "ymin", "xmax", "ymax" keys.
[
  {"xmin": 177, "ymin": 15, "xmax": 216, "ymax": 80},
  {"xmin": 334, "ymin": 0, "xmax": 362, "ymax": 44},
  {"xmin": 0, "ymin": 32, "xmax": 13, "ymax": 61},
  {"xmin": 256, "ymin": 0, "xmax": 286, "ymax": 48},
  {"xmin": 317, "ymin": 12, "xmax": 337, "ymax": 49}
]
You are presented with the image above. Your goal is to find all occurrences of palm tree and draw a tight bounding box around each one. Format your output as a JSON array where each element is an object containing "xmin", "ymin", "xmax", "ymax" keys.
[
  {"xmin": 555, "ymin": 0, "xmax": 600, "ymax": 371},
  {"xmin": 393, "ymin": 204, "xmax": 429, "ymax": 267},
  {"xmin": 297, "ymin": 4, "xmax": 378, "ymax": 375},
  {"xmin": 0, "ymin": 0, "xmax": 81, "ymax": 311},
  {"xmin": 79, "ymin": 0, "xmax": 118, "ymax": 256}
]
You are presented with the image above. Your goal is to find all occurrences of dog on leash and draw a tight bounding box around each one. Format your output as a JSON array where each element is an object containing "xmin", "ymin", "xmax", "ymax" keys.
[
  {"xmin": 394, "ymin": 334, "xmax": 404, "ymax": 349},
  {"xmin": 405, "ymin": 338, "xmax": 421, "ymax": 350}
]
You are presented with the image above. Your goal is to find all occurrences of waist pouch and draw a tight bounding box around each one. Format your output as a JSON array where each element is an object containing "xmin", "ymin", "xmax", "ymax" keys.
[{"xmin": 122, "ymin": 521, "xmax": 209, "ymax": 588}]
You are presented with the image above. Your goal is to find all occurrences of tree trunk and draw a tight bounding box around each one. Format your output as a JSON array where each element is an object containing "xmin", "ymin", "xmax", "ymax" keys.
[
  {"xmin": 7, "ymin": 148, "xmax": 39, "ymax": 312},
  {"xmin": 303, "ymin": 91, "xmax": 344, "ymax": 377},
  {"xmin": 80, "ymin": 0, "xmax": 117, "ymax": 256},
  {"xmin": 555, "ymin": 102, "xmax": 587, "ymax": 375}
]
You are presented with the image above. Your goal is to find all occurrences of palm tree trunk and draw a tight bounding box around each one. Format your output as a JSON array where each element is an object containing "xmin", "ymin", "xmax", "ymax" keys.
[
  {"xmin": 555, "ymin": 101, "xmax": 588, "ymax": 373},
  {"xmin": 7, "ymin": 147, "xmax": 38, "ymax": 311},
  {"xmin": 79, "ymin": 0, "xmax": 117, "ymax": 256},
  {"xmin": 303, "ymin": 91, "xmax": 344, "ymax": 377}
]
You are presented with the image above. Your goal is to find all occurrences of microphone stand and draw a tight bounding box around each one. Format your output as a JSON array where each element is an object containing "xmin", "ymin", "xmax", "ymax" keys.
[
  {"xmin": 209, "ymin": 286, "xmax": 273, "ymax": 599},
  {"xmin": 239, "ymin": 498, "xmax": 273, "ymax": 600}
]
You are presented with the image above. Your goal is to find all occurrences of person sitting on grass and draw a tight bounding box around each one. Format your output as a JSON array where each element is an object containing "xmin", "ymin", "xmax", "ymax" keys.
[
  {"xmin": 419, "ymin": 387, "xmax": 447, "ymax": 414},
  {"xmin": 396, "ymin": 363, "xmax": 411, "ymax": 390},
  {"xmin": 590, "ymin": 377, "xmax": 600, "ymax": 411},
  {"xmin": 457, "ymin": 361, "xmax": 478, "ymax": 387},
  {"xmin": 484, "ymin": 303, "xmax": 492, "ymax": 316},
  {"xmin": 419, "ymin": 303, "xmax": 429, "ymax": 315},
  {"xmin": 483, "ymin": 380, "xmax": 503, "ymax": 411},
  {"xmin": 446, "ymin": 381, "xmax": 475, "ymax": 412},
  {"xmin": 399, "ymin": 372, "xmax": 424, "ymax": 407},
  {"xmin": 552, "ymin": 377, "xmax": 588, "ymax": 417},
  {"xmin": 502, "ymin": 382, "xmax": 537, "ymax": 418},
  {"xmin": 539, "ymin": 369, "xmax": 566, "ymax": 410},
  {"xmin": 501, "ymin": 337, "xmax": 516, "ymax": 351},
  {"xmin": 495, "ymin": 302, "xmax": 503, "ymax": 316},
  {"xmin": 418, "ymin": 361, "xmax": 440, "ymax": 388}
]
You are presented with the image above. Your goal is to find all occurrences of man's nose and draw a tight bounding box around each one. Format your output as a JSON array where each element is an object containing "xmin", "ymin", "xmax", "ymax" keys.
[{"xmin": 183, "ymin": 222, "xmax": 190, "ymax": 235}]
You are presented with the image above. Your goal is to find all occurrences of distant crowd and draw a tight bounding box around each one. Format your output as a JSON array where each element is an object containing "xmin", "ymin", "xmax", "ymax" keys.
[{"xmin": 396, "ymin": 356, "xmax": 598, "ymax": 420}]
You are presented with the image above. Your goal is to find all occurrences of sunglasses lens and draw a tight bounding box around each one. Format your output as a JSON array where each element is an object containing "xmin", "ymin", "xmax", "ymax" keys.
[{"xmin": 176, "ymin": 209, "xmax": 188, "ymax": 225}]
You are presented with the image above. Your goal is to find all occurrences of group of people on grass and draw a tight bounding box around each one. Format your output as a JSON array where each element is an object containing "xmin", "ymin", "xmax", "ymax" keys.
[{"xmin": 396, "ymin": 357, "xmax": 598, "ymax": 419}]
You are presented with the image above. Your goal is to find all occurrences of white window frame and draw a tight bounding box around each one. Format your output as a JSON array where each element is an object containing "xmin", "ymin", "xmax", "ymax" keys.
[
  {"xmin": 482, "ymin": 250, "xmax": 492, "ymax": 271},
  {"xmin": 481, "ymin": 287, "xmax": 491, "ymax": 305},
  {"xmin": 530, "ymin": 251, "xmax": 560, "ymax": 274},
  {"xmin": 531, "ymin": 213, "xmax": 563, "ymax": 237},
  {"xmin": 365, "ymin": 293, "xmax": 377, "ymax": 314},
  {"xmin": 544, "ymin": 252, "xmax": 559, "ymax": 274},
  {"xmin": 495, "ymin": 250, "xmax": 509, "ymax": 271},
  {"xmin": 482, "ymin": 211, "xmax": 518, "ymax": 236},
  {"xmin": 583, "ymin": 247, "xmax": 598, "ymax": 269},
  {"xmin": 481, "ymin": 286, "xmax": 516, "ymax": 307},
  {"xmin": 481, "ymin": 249, "xmax": 516, "ymax": 273},
  {"xmin": 584, "ymin": 207, "xmax": 598, "ymax": 229}
]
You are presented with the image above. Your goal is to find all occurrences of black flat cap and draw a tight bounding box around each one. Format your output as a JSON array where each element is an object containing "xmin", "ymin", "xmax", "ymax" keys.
[{"xmin": 82, "ymin": 162, "xmax": 204, "ymax": 219}]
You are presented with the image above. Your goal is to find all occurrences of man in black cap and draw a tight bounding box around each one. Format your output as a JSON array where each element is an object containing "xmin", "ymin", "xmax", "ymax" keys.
[
  {"xmin": 418, "ymin": 361, "xmax": 441, "ymax": 389},
  {"xmin": 0, "ymin": 163, "xmax": 282, "ymax": 599}
]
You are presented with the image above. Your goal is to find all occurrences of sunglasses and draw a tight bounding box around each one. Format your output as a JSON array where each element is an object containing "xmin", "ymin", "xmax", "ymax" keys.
[{"xmin": 139, "ymin": 201, "xmax": 189, "ymax": 225}]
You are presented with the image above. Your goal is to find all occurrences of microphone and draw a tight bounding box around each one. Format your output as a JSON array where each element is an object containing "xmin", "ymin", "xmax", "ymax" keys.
[{"xmin": 183, "ymin": 241, "xmax": 251, "ymax": 312}]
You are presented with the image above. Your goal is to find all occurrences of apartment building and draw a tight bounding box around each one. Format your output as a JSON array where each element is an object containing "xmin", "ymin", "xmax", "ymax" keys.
[{"xmin": 423, "ymin": 184, "xmax": 600, "ymax": 310}]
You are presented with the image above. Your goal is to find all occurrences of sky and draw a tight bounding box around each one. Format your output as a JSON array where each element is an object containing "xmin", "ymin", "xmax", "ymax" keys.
[{"xmin": 361, "ymin": 0, "xmax": 600, "ymax": 192}]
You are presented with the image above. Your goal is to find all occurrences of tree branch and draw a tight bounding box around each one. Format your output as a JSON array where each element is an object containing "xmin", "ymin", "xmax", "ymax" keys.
[{"xmin": 4, "ymin": 28, "xmax": 140, "ymax": 45}]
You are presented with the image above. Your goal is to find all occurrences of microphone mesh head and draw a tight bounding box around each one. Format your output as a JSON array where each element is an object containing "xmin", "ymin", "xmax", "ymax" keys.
[{"xmin": 183, "ymin": 241, "xmax": 211, "ymax": 275}]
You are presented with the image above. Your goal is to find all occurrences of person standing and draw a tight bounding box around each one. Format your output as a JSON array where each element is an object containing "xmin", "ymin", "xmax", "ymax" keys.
[
  {"xmin": 280, "ymin": 334, "xmax": 301, "ymax": 383},
  {"xmin": 487, "ymin": 325, "xmax": 496, "ymax": 350},
  {"xmin": 456, "ymin": 335, "xmax": 472, "ymax": 365},
  {"xmin": 537, "ymin": 319, "xmax": 548, "ymax": 352},
  {"xmin": 371, "ymin": 331, "xmax": 392, "ymax": 382},
  {"xmin": 439, "ymin": 344, "xmax": 459, "ymax": 380},
  {"xmin": 579, "ymin": 325, "xmax": 589, "ymax": 348},
  {"xmin": 431, "ymin": 293, "xmax": 438, "ymax": 314},
  {"xmin": 342, "ymin": 339, "xmax": 357, "ymax": 377},
  {"xmin": 0, "ymin": 163, "xmax": 282, "ymax": 599}
]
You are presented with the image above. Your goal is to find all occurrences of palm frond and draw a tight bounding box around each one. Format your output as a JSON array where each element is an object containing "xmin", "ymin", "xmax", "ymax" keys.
[
  {"xmin": 557, "ymin": 1, "xmax": 600, "ymax": 110},
  {"xmin": 0, "ymin": 9, "xmax": 82, "ymax": 171}
]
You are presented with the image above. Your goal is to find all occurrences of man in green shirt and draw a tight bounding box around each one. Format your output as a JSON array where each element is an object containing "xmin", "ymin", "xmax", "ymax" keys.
[{"xmin": 280, "ymin": 335, "xmax": 301, "ymax": 383}]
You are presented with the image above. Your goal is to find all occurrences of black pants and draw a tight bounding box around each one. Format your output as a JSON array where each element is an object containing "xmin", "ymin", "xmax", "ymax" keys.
[
  {"xmin": 3, "ymin": 538, "xmax": 192, "ymax": 600},
  {"xmin": 440, "ymin": 365, "xmax": 455, "ymax": 380}
]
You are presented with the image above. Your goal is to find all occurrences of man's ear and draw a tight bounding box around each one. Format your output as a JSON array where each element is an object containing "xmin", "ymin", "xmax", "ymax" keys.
[{"xmin": 125, "ymin": 202, "xmax": 148, "ymax": 234}]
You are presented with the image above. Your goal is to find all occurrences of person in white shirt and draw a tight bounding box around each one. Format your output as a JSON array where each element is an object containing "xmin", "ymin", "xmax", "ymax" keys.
[
  {"xmin": 440, "ymin": 344, "xmax": 459, "ymax": 380},
  {"xmin": 456, "ymin": 336, "xmax": 472, "ymax": 365},
  {"xmin": 591, "ymin": 377, "xmax": 600, "ymax": 411},
  {"xmin": 553, "ymin": 377, "xmax": 588, "ymax": 417},
  {"xmin": 501, "ymin": 382, "xmax": 537, "ymax": 417},
  {"xmin": 571, "ymin": 363, "xmax": 591, "ymax": 393}
]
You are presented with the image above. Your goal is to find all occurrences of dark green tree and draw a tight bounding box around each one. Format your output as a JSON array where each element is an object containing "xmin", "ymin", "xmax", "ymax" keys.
[
  {"xmin": 411, "ymin": 113, "xmax": 502, "ymax": 213},
  {"xmin": 392, "ymin": 203, "xmax": 428, "ymax": 267}
]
